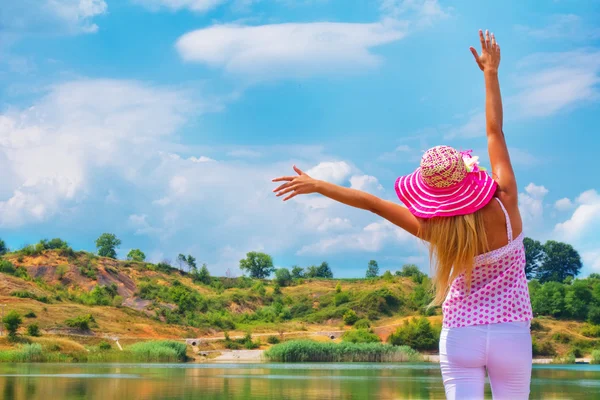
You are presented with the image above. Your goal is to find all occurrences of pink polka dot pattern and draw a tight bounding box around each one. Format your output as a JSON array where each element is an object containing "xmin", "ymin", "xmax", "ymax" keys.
[{"xmin": 442, "ymin": 233, "xmax": 533, "ymax": 328}]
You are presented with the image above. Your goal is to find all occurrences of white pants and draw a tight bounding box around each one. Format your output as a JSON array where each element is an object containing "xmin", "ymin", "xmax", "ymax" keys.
[{"xmin": 439, "ymin": 321, "xmax": 532, "ymax": 400}]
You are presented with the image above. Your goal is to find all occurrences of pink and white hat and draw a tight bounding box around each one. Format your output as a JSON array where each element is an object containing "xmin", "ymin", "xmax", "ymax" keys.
[{"xmin": 395, "ymin": 145, "xmax": 497, "ymax": 218}]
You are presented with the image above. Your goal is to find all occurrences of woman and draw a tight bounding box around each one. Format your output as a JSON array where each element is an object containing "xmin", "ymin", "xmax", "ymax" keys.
[{"xmin": 272, "ymin": 30, "xmax": 533, "ymax": 400}]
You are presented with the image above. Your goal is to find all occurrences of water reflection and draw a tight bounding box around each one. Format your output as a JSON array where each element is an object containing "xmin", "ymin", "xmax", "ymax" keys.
[{"xmin": 0, "ymin": 363, "xmax": 597, "ymax": 399}]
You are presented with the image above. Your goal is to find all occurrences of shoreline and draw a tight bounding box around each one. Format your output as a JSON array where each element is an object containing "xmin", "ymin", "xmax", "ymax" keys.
[{"xmin": 195, "ymin": 350, "xmax": 593, "ymax": 365}]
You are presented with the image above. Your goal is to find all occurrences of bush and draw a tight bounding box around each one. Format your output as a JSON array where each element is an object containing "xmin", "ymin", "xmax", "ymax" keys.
[
  {"xmin": 27, "ymin": 323, "xmax": 41, "ymax": 337},
  {"xmin": 591, "ymin": 350, "xmax": 600, "ymax": 365},
  {"xmin": 56, "ymin": 265, "xmax": 69, "ymax": 280},
  {"xmin": 24, "ymin": 311, "xmax": 37, "ymax": 319},
  {"xmin": 65, "ymin": 314, "xmax": 95, "ymax": 331},
  {"xmin": 530, "ymin": 319, "xmax": 544, "ymax": 331},
  {"xmin": 382, "ymin": 270, "xmax": 394, "ymax": 282},
  {"xmin": 335, "ymin": 283, "xmax": 342, "ymax": 293},
  {"xmin": 78, "ymin": 263, "xmax": 97, "ymax": 280},
  {"xmin": 552, "ymin": 332, "xmax": 572, "ymax": 344},
  {"xmin": 267, "ymin": 336, "xmax": 281, "ymax": 345},
  {"xmin": 354, "ymin": 319, "xmax": 371, "ymax": 329},
  {"xmin": 99, "ymin": 341, "xmax": 112, "ymax": 351},
  {"xmin": 343, "ymin": 310, "xmax": 359, "ymax": 326},
  {"xmin": 532, "ymin": 338, "xmax": 556, "ymax": 357},
  {"xmin": 342, "ymin": 329, "xmax": 381, "ymax": 344},
  {"xmin": 334, "ymin": 292, "xmax": 350, "ymax": 306},
  {"xmin": 274, "ymin": 268, "xmax": 292, "ymax": 287},
  {"xmin": 358, "ymin": 288, "xmax": 402, "ymax": 315},
  {"xmin": 581, "ymin": 325, "xmax": 600, "ymax": 338},
  {"xmin": 3, "ymin": 310, "xmax": 22, "ymax": 341},
  {"xmin": 569, "ymin": 346, "xmax": 583, "ymax": 358},
  {"xmin": 387, "ymin": 317, "xmax": 440, "ymax": 351},
  {"xmin": 0, "ymin": 260, "xmax": 29, "ymax": 279}
]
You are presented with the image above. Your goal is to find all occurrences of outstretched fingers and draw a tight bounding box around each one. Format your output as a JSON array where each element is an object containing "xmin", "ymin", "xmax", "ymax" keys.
[
  {"xmin": 469, "ymin": 46, "xmax": 482, "ymax": 69},
  {"xmin": 275, "ymin": 185, "xmax": 298, "ymax": 197},
  {"xmin": 479, "ymin": 29, "xmax": 486, "ymax": 51}
]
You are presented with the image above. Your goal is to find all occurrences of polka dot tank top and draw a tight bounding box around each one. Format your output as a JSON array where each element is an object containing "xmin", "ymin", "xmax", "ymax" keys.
[{"xmin": 442, "ymin": 198, "xmax": 533, "ymax": 328}]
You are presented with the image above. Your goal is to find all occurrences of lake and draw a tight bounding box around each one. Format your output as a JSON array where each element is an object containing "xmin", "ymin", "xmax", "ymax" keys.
[{"xmin": 0, "ymin": 362, "xmax": 599, "ymax": 399}]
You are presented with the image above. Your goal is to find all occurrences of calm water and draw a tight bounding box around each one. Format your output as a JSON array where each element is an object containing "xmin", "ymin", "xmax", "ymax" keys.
[{"xmin": 0, "ymin": 362, "xmax": 599, "ymax": 399}]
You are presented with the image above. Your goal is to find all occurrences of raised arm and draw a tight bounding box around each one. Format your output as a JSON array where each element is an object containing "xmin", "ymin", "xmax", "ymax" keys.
[
  {"xmin": 272, "ymin": 166, "xmax": 421, "ymax": 237},
  {"xmin": 469, "ymin": 30, "xmax": 517, "ymax": 201}
]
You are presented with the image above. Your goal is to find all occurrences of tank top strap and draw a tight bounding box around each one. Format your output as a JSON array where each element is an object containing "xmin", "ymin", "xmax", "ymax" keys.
[{"xmin": 494, "ymin": 197, "xmax": 513, "ymax": 242}]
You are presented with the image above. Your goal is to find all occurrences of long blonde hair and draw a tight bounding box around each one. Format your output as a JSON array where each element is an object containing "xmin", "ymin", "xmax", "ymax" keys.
[{"xmin": 420, "ymin": 210, "xmax": 489, "ymax": 306}]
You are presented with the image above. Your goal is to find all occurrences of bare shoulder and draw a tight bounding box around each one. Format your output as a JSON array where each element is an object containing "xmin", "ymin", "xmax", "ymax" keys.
[{"xmin": 491, "ymin": 191, "xmax": 523, "ymax": 238}]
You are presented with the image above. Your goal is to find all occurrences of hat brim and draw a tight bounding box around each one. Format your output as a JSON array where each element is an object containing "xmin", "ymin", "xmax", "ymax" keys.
[{"xmin": 395, "ymin": 168, "xmax": 498, "ymax": 218}]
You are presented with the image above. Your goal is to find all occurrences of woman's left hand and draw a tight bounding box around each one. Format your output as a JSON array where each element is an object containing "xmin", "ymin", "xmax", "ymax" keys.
[{"xmin": 272, "ymin": 166, "xmax": 319, "ymax": 201}]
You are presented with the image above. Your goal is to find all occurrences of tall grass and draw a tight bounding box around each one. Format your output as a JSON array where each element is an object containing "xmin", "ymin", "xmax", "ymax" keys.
[
  {"xmin": 127, "ymin": 341, "xmax": 188, "ymax": 362},
  {"xmin": 0, "ymin": 344, "xmax": 44, "ymax": 362},
  {"xmin": 264, "ymin": 340, "xmax": 421, "ymax": 362},
  {"xmin": 591, "ymin": 350, "xmax": 600, "ymax": 365}
]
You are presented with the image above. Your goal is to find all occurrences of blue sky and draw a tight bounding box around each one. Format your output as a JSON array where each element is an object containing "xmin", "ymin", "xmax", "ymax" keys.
[{"xmin": 1, "ymin": 0, "xmax": 599, "ymax": 277}]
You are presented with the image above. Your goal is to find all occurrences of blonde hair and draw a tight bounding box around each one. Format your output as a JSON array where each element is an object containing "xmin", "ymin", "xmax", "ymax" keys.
[{"xmin": 420, "ymin": 210, "xmax": 489, "ymax": 306}]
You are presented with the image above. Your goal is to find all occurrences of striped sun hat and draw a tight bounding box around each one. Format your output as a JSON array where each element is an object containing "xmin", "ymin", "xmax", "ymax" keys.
[{"xmin": 395, "ymin": 145, "xmax": 497, "ymax": 218}]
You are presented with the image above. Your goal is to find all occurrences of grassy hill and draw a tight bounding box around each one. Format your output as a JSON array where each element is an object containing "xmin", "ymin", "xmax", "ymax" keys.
[{"xmin": 0, "ymin": 247, "xmax": 599, "ymax": 362}]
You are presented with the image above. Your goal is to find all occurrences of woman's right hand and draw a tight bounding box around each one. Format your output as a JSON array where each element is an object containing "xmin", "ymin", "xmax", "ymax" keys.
[{"xmin": 469, "ymin": 29, "xmax": 500, "ymax": 73}]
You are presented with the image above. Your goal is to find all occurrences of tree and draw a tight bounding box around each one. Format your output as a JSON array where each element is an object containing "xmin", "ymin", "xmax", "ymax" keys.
[
  {"xmin": 291, "ymin": 266, "xmax": 304, "ymax": 279},
  {"xmin": 176, "ymin": 254, "xmax": 187, "ymax": 271},
  {"xmin": 366, "ymin": 260, "xmax": 379, "ymax": 278},
  {"xmin": 239, "ymin": 252, "xmax": 274, "ymax": 279},
  {"xmin": 194, "ymin": 264, "xmax": 211, "ymax": 285},
  {"xmin": 565, "ymin": 280, "xmax": 592, "ymax": 320},
  {"xmin": 186, "ymin": 255, "xmax": 197, "ymax": 271},
  {"xmin": 317, "ymin": 262, "xmax": 333, "ymax": 278},
  {"xmin": 537, "ymin": 241, "xmax": 582, "ymax": 283},
  {"xmin": 396, "ymin": 264, "xmax": 426, "ymax": 284},
  {"xmin": 0, "ymin": 238, "xmax": 7, "ymax": 255},
  {"xmin": 127, "ymin": 249, "xmax": 146, "ymax": 262},
  {"xmin": 531, "ymin": 282, "xmax": 565, "ymax": 317},
  {"xmin": 305, "ymin": 265, "xmax": 319, "ymax": 278},
  {"xmin": 523, "ymin": 237, "xmax": 544, "ymax": 279},
  {"xmin": 3, "ymin": 310, "xmax": 22, "ymax": 341},
  {"xmin": 274, "ymin": 268, "xmax": 292, "ymax": 287},
  {"xmin": 343, "ymin": 310, "xmax": 359, "ymax": 325},
  {"xmin": 95, "ymin": 233, "xmax": 121, "ymax": 259}
]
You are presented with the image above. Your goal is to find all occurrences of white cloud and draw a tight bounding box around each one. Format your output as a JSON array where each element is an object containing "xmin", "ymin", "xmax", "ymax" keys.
[
  {"xmin": 0, "ymin": 79, "xmax": 196, "ymax": 227},
  {"xmin": 316, "ymin": 217, "xmax": 352, "ymax": 232},
  {"xmin": 380, "ymin": 0, "xmax": 450, "ymax": 25},
  {"xmin": 1, "ymin": 0, "xmax": 107, "ymax": 34},
  {"xmin": 555, "ymin": 189, "xmax": 600, "ymax": 241},
  {"xmin": 132, "ymin": 0, "xmax": 226, "ymax": 12},
  {"xmin": 519, "ymin": 183, "xmax": 549, "ymax": 231},
  {"xmin": 583, "ymin": 251, "xmax": 600, "ymax": 273},
  {"xmin": 128, "ymin": 214, "xmax": 161, "ymax": 235},
  {"xmin": 447, "ymin": 49, "xmax": 600, "ymax": 138},
  {"xmin": 555, "ymin": 197, "xmax": 574, "ymax": 212},
  {"xmin": 515, "ymin": 14, "xmax": 600, "ymax": 41},
  {"xmin": 306, "ymin": 161, "xmax": 352, "ymax": 184},
  {"xmin": 176, "ymin": 20, "xmax": 407, "ymax": 80},
  {"xmin": 513, "ymin": 50, "xmax": 600, "ymax": 118},
  {"xmin": 189, "ymin": 156, "xmax": 216, "ymax": 163},
  {"xmin": 350, "ymin": 175, "xmax": 384, "ymax": 193},
  {"xmin": 298, "ymin": 219, "xmax": 413, "ymax": 255}
]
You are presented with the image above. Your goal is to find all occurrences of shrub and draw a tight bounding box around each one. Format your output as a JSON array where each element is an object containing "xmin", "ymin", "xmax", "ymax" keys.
[
  {"xmin": 126, "ymin": 249, "xmax": 146, "ymax": 262},
  {"xmin": 387, "ymin": 317, "xmax": 440, "ymax": 351},
  {"xmin": 27, "ymin": 323, "xmax": 41, "ymax": 337},
  {"xmin": 334, "ymin": 292, "xmax": 350, "ymax": 306},
  {"xmin": 3, "ymin": 310, "xmax": 22, "ymax": 341},
  {"xmin": 78, "ymin": 263, "xmax": 97, "ymax": 280},
  {"xmin": 354, "ymin": 319, "xmax": 371, "ymax": 329},
  {"xmin": 274, "ymin": 268, "xmax": 292, "ymax": 287},
  {"xmin": 552, "ymin": 332, "xmax": 572, "ymax": 344},
  {"xmin": 532, "ymin": 338, "xmax": 556, "ymax": 357},
  {"xmin": 0, "ymin": 259, "xmax": 16, "ymax": 274},
  {"xmin": 569, "ymin": 346, "xmax": 583, "ymax": 358},
  {"xmin": 267, "ymin": 336, "xmax": 280, "ymax": 345},
  {"xmin": 343, "ymin": 310, "xmax": 359, "ymax": 326},
  {"xmin": 358, "ymin": 288, "xmax": 402, "ymax": 315},
  {"xmin": 530, "ymin": 319, "xmax": 544, "ymax": 331},
  {"xmin": 581, "ymin": 325, "xmax": 600, "ymax": 338},
  {"xmin": 24, "ymin": 311, "xmax": 37, "ymax": 318},
  {"xmin": 342, "ymin": 329, "xmax": 381, "ymax": 344},
  {"xmin": 56, "ymin": 265, "xmax": 69, "ymax": 280},
  {"xmin": 591, "ymin": 350, "xmax": 600, "ymax": 365},
  {"xmin": 335, "ymin": 283, "xmax": 342, "ymax": 293},
  {"xmin": 98, "ymin": 341, "xmax": 112, "ymax": 351},
  {"xmin": 65, "ymin": 314, "xmax": 95, "ymax": 331}
]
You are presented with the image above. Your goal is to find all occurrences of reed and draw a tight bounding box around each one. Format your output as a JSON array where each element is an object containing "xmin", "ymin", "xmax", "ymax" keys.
[{"xmin": 264, "ymin": 340, "xmax": 420, "ymax": 362}]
